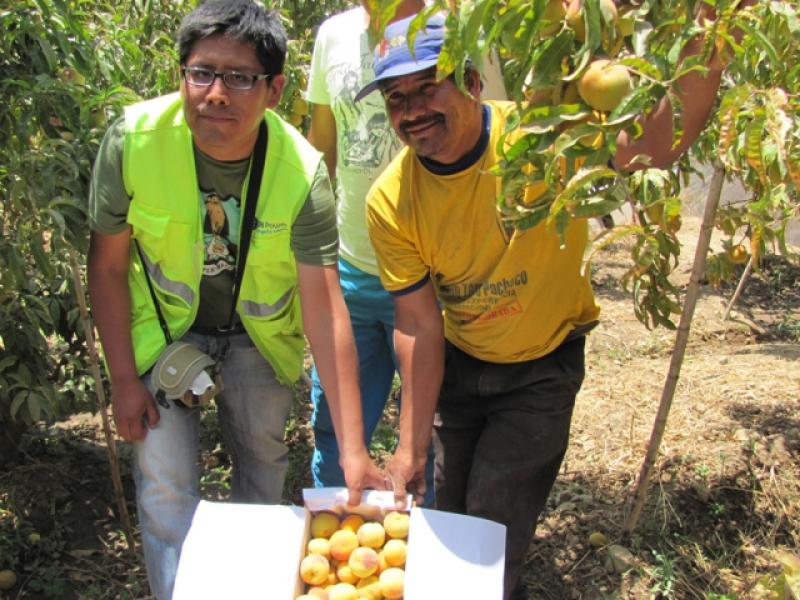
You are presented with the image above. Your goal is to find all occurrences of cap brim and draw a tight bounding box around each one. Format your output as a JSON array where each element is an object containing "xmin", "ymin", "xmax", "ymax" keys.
[{"xmin": 354, "ymin": 57, "xmax": 440, "ymax": 102}]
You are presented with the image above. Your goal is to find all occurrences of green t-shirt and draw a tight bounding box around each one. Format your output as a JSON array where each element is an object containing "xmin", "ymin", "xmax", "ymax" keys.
[{"xmin": 89, "ymin": 117, "xmax": 338, "ymax": 329}]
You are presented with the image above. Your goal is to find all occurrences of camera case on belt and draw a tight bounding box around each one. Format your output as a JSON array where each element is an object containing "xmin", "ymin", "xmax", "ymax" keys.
[{"xmin": 151, "ymin": 341, "xmax": 222, "ymax": 407}]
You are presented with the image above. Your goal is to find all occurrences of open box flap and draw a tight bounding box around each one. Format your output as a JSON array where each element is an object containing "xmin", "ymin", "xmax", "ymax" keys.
[
  {"xmin": 405, "ymin": 507, "xmax": 507, "ymax": 599},
  {"xmin": 173, "ymin": 500, "xmax": 307, "ymax": 600},
  {"xmin": 302, "ymin": 487, "xmax": 411, "ymax": 515}
]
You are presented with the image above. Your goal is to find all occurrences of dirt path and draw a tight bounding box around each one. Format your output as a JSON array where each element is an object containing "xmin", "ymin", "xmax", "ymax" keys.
[{"xmin": 0, "ymin": 216, "xmax": 797, "ymax": 599}]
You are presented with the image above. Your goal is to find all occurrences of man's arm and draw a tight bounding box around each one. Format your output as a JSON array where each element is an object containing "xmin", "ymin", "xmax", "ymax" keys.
[
  {"xmin": 615, "ymin": 1, "xmax": 754, "ymax": 171},
  {"xmin": 296, "ymin": 262, "xmax": 384, "ymax": 504},
  {"xmin": 307, "ymin": 103, "xmax": 338, "ymax": 183},
  {"xmin": 87, "ymin": 229, "xmax": 160, "ymax": 441},
  {"xmin": 385, "ymin": 280, "xmax": 444, "ymax": 508}
]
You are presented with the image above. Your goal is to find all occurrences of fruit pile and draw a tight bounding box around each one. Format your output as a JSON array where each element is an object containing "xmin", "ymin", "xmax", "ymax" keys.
[{"xmin": 296, "ymin": 510, "xmax": 410, "ymax": 600}]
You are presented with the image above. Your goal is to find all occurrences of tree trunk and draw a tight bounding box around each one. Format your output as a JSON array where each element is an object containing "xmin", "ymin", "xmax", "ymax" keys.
[{"xmin": 623, "ymin": 162, "xmax": 726, "ymax": 534}]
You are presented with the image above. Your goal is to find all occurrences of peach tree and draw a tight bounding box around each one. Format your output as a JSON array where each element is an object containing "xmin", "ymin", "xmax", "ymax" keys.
[{"xmin": 399, "ymin": 0, "xmax": 798, "ymax": 328}]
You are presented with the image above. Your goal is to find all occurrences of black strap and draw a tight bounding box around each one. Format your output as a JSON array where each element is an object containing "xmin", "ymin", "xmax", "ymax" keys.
[
  {"xmin": 135, "ymin": 239, "xmax": 173, "ymax": 345},
  {"xmin": 224, "ymin": 119, "xmax": 268, "ymax": 331}
]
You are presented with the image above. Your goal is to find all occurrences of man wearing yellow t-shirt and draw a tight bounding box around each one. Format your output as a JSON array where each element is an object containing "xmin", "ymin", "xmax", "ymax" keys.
[{"xmin": 359, "ymin": 11, "xmax": 738, "ymax": 600}]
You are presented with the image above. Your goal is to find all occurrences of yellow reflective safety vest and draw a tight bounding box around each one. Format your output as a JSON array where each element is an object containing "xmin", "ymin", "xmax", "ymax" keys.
[{"xmin": 122, "ymin": 92, "xmax": 321, "ymax": 384}]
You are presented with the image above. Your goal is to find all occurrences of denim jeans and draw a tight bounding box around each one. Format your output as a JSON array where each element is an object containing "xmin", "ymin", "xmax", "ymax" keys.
[
  {"xmin": 310, "ymin": 258, "xmax": 434, "ymax": 505},
  {"xmin": 433, "ymin": 336, "xmax": 586, "ymax": 600},
  {"xmin": 134, "ymin": 330, "xmax": 293, "ymax": 599}
]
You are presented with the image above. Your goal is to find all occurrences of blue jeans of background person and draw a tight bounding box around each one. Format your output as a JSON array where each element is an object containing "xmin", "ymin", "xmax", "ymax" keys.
[
  {"xmin": 134, "ymin": 331, "xmax": 293, "ymax": 600},
  {"xmin": 310, "ymin": 258, "xmax": 434, "ymax": 505},
  {"xmin": 433, "ymin": 336, "xmax": 586, "ymax": 600}
]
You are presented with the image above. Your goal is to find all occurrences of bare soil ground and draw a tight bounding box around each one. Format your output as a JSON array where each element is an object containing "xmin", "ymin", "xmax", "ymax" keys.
[{"xmin": 1, "ymin": 215, "xmax": 798, "ymax": 599}]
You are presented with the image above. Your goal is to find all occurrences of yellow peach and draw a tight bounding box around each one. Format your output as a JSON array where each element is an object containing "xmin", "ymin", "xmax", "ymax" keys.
[
  {"xmin": 340, "ymin": 514, "xmax": 365, "ymax": 533},
  {"xmin": 336, "ymin": 561, "xmax": 359, "ymax": 585},
  {"xmin": 356, "ymin": 521, "xmax": 386, "ymax": 549},
  {"xmin": 375, "ymin": 550, "xmax": 389, "ymax": 574},
  {"xmin": 383, "ymin": 511, "xmax": 410, "ymax": 539},
  {"xmin": 348, "ymin": 546, "xmax": 379, "ymax": 578},
  {"xmin": 577, "ymin": 59, "xmax": 632, "ymax": 112},
  {"xmin": 355, "ymin": 575, "xmax": 382, "ymax": 600},
  {"xmin": 307, "ymin": 537, "xmax": 331, "ymax": 558},
  {"xmin": 327, "ymin": 582, "xmax": 358, "ymax": 600},
  {"xmin": 382, "ymin": 538, "xmax": 407, "ymax": 568},
  {"xmin": 300, "ymin": 553, "xmax": 331, "ymax": 586},
  {"xmin": 379, "ymin": 567, "xmax": 405, "ymax": 599},
  {"xmin": 306, "ymin": 587, "xmax": 328, "ymax": 598},
  {"xmin": 329, "ymin": 528, "xmax": 359, "ymax": 561},
  {"xmin": 311, "ymin": 512, "xmax": 341, "ymax": 539}
]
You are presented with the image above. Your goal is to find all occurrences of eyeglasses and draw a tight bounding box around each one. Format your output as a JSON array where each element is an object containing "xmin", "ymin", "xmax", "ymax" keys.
[{"xmin": 181, "ymin": 66, "xmax": 273, "ymax": 91}]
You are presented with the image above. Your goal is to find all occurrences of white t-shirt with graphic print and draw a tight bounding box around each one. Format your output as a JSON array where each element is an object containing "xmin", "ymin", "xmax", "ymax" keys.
[{"xmin": 306, "ymin": 6, "xmax": 507, "ymax": 276}]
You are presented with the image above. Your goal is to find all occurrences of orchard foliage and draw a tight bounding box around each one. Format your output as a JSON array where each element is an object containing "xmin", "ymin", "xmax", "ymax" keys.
[
  {"xmin": 0, "ymin": 0, "xmax": 347, "ymax": 451},
  {"xmin": 402, "ymin": 0, "xmax": 799, "ymax": 328},
  {"xmin": 0, "ymin": 0, "xmax": 183, "ymax": 445}
]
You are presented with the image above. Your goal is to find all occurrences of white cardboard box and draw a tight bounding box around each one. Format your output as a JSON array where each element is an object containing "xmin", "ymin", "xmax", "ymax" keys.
[{"xmin": 174, "ymin": 488, "xmax": 506, "ymax": 599}]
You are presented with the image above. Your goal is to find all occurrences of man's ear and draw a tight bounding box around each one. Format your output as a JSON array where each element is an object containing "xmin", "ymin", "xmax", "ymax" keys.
[
  {"xmin": 467, "ymin": 68, "xmax": 482, "ymax": 99},
  {"xmin": 265, "ymin": 74, "xmax": 286, "ymax": 109}
]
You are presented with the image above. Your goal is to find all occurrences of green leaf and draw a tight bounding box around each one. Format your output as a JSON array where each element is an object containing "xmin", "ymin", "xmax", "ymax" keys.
[
  {"xmin": 36, "ymin": 37, "xmax": 58, "ymax": 71},
  {"xmin": 528, "ymin": 30, "xmax": 575, "ymax": 88},
  {"xmin": 568, "ymin": 194, "xmax": 625, "ymax": 219},
  {"xmin": 735, "ymin": 20, "xmax": 781, "ymax": 71},
  {"xmin": 520, "ymin": 103, "xmax": 590, "ymax": 133},
  {"xmin": 27, "ymin": 391, "xmax": 43, "ymax": 422},
  {"xmin": 10, "ymin": 390, "xmax": 29, "ymax": 419},
  {"xmin": 744, "ymin": 114, "xmax": 767, "ymax": 181},
  {"xmin": 504, "ymin": 132, "xmax": 538, "ymax": 162},
  {"xmin": 0, "ymin": 355, "xmax": 17, "ymax": 373},
  {"xmin": 562, "ymin": 166, "xmax": 618, "ymax": 199}
]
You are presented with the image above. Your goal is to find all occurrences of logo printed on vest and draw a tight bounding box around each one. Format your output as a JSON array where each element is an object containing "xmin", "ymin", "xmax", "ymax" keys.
[{"xmin": 254, "ymin": 218, "xmax": 288, "ymax": 235}]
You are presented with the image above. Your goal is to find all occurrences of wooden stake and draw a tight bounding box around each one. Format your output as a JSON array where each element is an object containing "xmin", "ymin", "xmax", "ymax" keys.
[
  {"xmin": 68, "ymin": 249, "xmax": 136, "ymax": 555},
  {"xmin": 722, "ymin": 254, "xmax": 754, "ymax": 321},
  {"xmin": 623, "ymin": 162, "xmax": 726, "ymax": 534}
]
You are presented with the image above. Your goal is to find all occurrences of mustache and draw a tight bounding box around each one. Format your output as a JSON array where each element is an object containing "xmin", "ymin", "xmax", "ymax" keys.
[
  {"xmin": 399, "ymin": 114, "xmax": 443, "ymax": 134},
  {"xmin": 198, "ymin": 106, "xmax": 235, "ymax": 119}
]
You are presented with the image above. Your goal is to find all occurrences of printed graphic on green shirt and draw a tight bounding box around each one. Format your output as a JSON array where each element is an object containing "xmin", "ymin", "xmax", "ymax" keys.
[{"xmin": 201, "ymin": 189, "xmax": 241, "ymax": 277}]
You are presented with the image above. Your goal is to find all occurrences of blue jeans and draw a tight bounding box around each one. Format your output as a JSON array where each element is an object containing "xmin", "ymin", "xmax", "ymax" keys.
[
  {"xmin": 310, "ymin": 258, "xmax": 434, "ymax": 505},
  {"xmin": 134, "ymin": 331, "xmax": 293, "ymax": 599}
]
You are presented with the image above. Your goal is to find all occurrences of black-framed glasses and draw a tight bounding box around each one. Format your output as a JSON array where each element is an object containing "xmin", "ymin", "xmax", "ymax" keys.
[{"xmin": 181, "ymin": 66, "xmax": 272, "ymax": 91}]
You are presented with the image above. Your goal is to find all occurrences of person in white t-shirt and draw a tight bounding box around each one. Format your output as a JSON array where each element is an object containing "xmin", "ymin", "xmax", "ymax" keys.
[{"xmin": 305, "ymin": 1, "xmax": 506, "ymax": 500}]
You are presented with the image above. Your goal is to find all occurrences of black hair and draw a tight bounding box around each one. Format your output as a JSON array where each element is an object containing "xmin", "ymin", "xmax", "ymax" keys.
[{"xmin": 178, "ymin": 0, "xmax": 287, "ymax": 75}]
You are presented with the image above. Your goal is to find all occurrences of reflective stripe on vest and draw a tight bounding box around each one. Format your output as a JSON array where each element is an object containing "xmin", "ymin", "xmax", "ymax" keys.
[
  {"xmin": 138, "ymin": 245, "xmax": 194, "ymax": 307},
  {"xmin": 240, "ymin": 288, "xmax": 292, "ymax": 319}
]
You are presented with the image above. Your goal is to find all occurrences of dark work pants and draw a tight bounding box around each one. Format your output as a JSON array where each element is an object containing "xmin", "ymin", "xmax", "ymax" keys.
[{"xmin": 433, "ymin": 336, "xmax": 586, "ymax": 600}]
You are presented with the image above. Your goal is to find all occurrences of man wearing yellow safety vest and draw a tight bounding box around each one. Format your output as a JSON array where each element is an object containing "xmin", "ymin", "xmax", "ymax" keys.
[{"xmin": 87, "ymin": 1, "xmax": 383, "ymax": 597}]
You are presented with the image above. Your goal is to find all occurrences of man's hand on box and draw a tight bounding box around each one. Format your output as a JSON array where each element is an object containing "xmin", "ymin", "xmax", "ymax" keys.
[
  {"xmin": 112, "ymin": 378, "xmax": 160, "ymax": 442},
  {"xmin": 384, "ymin": 447, "xmax": 426, "ymax": 510},
  {"xmin": 340, "ymin": 447, "xmax": 386, "ymax": 506}
]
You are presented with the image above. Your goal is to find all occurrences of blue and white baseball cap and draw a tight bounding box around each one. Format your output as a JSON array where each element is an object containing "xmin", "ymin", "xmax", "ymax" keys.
[{"xmin": 354, "ymin": 12, "xmax": 446, "ymax": 102}]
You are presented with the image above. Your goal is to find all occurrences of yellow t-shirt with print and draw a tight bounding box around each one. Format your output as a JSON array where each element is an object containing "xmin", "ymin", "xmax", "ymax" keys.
[{"xmin": 366, "ymin": 101, "xmax": 600, "ymax": 363}]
